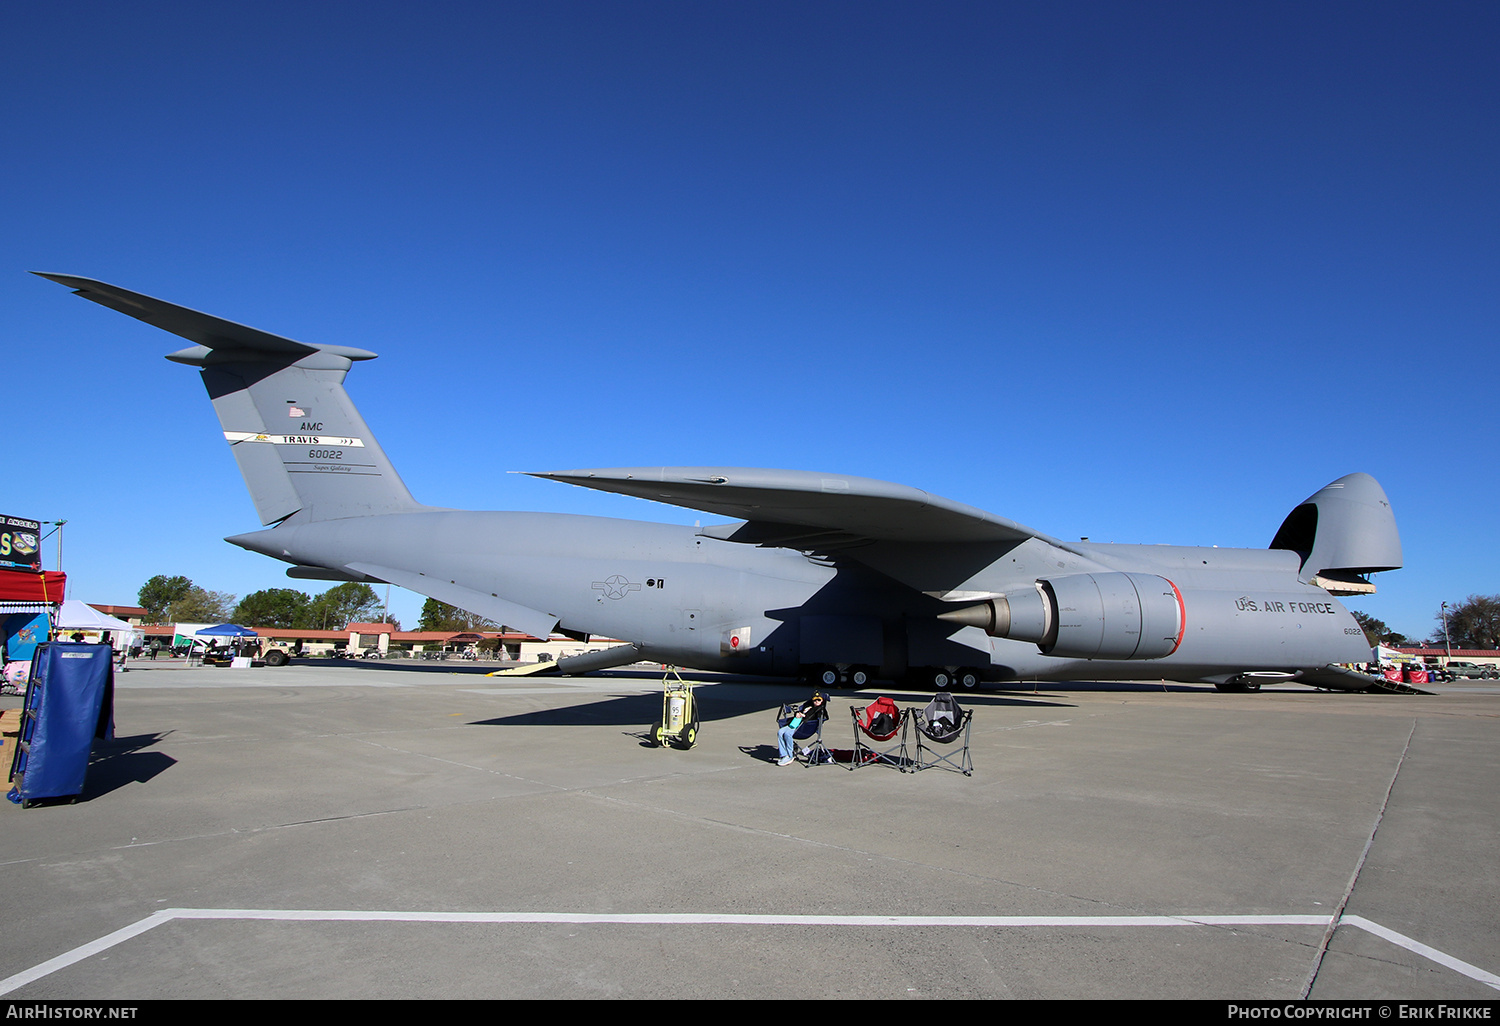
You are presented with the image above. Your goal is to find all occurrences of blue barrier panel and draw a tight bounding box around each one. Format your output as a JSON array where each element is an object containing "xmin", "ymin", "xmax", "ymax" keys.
[{"xmin": 8, "ymin": 642, "xmax": 114, "ymax": 806}]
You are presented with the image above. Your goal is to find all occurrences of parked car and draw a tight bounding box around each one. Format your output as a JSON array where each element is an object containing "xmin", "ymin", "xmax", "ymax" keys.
[{"xmin": 1443, "ymin": 661, "xmax": 1498, "ymax": 680}]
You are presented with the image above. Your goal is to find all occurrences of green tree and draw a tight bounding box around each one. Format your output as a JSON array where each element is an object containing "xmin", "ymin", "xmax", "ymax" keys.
[
  {"xmin": 418, "ymin": 598, "xmax": 497, "ymax": 633},
  {"xmin": 1350, "ymin": 611, "xmax": 1386, "ymax": 647},
  {"xmin": 233, "ymin": 588, "xmax": 312, "ymax": 629},
  {"xmin": 138, "ymin": 575, "xmax": 194, "ymax": 621},
  {"xmin": 1350, "ymin": 611, "xmax": 1412, "ymax": 648},
  {"xmin": 1437, "ymin": 596, "xmax": 1500, "ymax": 651},
  {"xmin": 172, "ymin": 587, "xmax": 236, "ymax": 624},
  {"xmin": 306, "ymin": 582, "xmax": 386, "ymax": 630}
]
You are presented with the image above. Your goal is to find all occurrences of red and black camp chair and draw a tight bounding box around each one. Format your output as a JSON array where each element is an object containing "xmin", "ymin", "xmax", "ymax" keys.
[
  {"xmin": 850, "ymin": 696, "xmax": 908, "ymax": 771},
  {"xmin": 912, "ymin": 692, "xmax": 973, "ymax": 775}
]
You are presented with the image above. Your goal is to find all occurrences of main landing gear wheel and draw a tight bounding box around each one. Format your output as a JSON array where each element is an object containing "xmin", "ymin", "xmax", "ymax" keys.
[
  {"xmin": 931, "ymin": 669, "xmax": 952, "ymax": 690},
  {"xmin": 848, "ymin": 666, "xmax": 873, "ymax": 687},
  {"xmin": 957, "ymin": 669, "xmax": 979, "ymax": 689}
]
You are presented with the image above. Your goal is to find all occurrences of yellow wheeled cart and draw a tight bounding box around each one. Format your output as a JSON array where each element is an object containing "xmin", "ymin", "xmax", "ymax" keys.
[{"xmin": 651, "ymin": 667, "xmax": 700, "ymax": 749}]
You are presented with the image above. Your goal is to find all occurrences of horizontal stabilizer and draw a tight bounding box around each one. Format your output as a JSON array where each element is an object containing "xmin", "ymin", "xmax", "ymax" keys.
[
  {"xmin": 33, "ymin": 273, "xmax": 377, "ymax": 360},
  {"xmin": 530, "ymin": 467, "xmax": 1056, "ymax": 546}
]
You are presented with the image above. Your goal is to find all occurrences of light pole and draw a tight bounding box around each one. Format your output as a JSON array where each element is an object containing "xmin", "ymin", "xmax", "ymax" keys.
[
  {"xmin": 39, "ymin": 519, "xmax": 66, "ymax": 571},
  {"xmin": 1441, "ymin": 601, "xmax": 1453, "ymax": 661}
]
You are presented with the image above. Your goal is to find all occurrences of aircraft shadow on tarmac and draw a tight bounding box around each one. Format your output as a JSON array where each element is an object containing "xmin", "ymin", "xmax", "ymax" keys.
[
  {"xmin": 469, "ymin": 681, "xmax": 1078, "ymax": 734},
  {"xmin": 295, "ymin": 658, "xmax": 1206, "ymax": 697}
]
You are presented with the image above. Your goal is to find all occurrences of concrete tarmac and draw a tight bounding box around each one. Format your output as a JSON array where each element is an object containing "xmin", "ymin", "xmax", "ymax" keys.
[{"xmin": 2, "ymin": 660, "xmax": 1498, "ymax": 1000}]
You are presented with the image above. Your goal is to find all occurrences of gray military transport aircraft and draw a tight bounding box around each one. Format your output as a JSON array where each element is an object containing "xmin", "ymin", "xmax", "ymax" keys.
[{"xmin": 40, "ymin": 273, "xmax": 1402, "ymax": 692}]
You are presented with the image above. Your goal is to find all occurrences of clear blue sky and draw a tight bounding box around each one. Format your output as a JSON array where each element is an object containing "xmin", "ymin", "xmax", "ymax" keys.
[{"xmin": 4, "ymin": 1, "xmax": 1496, "ymax": 641}]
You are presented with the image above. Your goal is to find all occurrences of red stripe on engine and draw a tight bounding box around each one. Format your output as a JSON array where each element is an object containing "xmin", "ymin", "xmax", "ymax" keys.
[{"xmin": 1168, "ymin": 579, "xmax": 1186, "ymax": 654}]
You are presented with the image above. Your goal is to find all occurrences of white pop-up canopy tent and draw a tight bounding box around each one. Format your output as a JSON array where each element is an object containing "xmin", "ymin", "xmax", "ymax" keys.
[{"xmin": 55, "ymin": 600, "xmax": 141, "ymax": 649}]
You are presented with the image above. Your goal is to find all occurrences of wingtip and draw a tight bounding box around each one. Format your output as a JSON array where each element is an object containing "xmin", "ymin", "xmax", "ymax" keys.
[
  {"xmin": 527, "ymin": 471, "xmax": 592, "ymax": 488},
  {"xmin": 31, "ymin": 271, "xmax": 108, "ymax": 293}
]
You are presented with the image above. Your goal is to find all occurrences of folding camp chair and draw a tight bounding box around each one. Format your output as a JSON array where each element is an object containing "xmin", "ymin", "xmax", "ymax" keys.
[
  {"xmin": 850, "ymin": 696, "xmax": 908, "ymax": 771},
  {"xmin": 776, "ymin": 693, "xmax": 832, "ymax": 766},
  {"xmin": 912, "ymin": 692, "xmax": 973, "ymax": 775}
]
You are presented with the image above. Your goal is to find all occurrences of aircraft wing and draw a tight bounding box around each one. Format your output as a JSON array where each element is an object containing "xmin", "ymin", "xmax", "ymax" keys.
[{"xmin": 529, "ymin": 467, "xmax": 1060, "ymax": 547}]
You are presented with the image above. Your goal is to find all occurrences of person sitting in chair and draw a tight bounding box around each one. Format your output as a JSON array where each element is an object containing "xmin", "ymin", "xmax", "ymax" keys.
[{"xmin": 777, "ymin": 692, "xmax": 828, "ymax": 766}]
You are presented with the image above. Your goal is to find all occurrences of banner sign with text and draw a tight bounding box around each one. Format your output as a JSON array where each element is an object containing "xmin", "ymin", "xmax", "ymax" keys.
[{"xmin": 0, "ymin": 515, "xmax": 42, "ymax": 571}]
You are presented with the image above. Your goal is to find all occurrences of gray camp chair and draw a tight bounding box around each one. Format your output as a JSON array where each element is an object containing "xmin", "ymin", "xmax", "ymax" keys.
[{"xmin": 912, "ymin": 692, "xmax": 973, "ymax": 775}]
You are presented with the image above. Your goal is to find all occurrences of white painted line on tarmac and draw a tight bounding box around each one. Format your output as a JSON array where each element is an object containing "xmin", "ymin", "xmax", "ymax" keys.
[
  {"xmin": 1341, "ymin": 915, "xmax": 1500, "ymax": 990},
  {"xmin": 0, "ymin": 909, "xmax": 178, "ymax": 995},
  {"xmin": 3, "ymin": 908, "xmax": 1496, "ymax": 995},
  {"xmin": 154, "ymin": 909, "xmax": 1342, "ymax": 926}
]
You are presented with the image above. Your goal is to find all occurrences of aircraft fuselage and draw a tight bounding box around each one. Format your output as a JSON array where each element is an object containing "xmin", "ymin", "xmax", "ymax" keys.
[{"xmin": 230, "ymin": 509, "xmax": 1372, "ymax": 685}]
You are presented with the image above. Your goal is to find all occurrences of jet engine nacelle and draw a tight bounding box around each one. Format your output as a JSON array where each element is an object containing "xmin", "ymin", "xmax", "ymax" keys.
[{"xmin": 944, "ymin": 572, "xmax": 1185, "ymax": 660}]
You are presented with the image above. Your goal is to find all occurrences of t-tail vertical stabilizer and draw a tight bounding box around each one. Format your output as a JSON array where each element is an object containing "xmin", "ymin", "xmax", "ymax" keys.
[{"xmin": 35, "ymin": 273, "xmax": 428, "ymax": 525}]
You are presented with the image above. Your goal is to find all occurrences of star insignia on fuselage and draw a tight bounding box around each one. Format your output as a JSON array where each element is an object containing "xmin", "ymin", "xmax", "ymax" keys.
[{"xmin": 592, "ymin": 575, "xmax": 641, "ymax": 600}]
